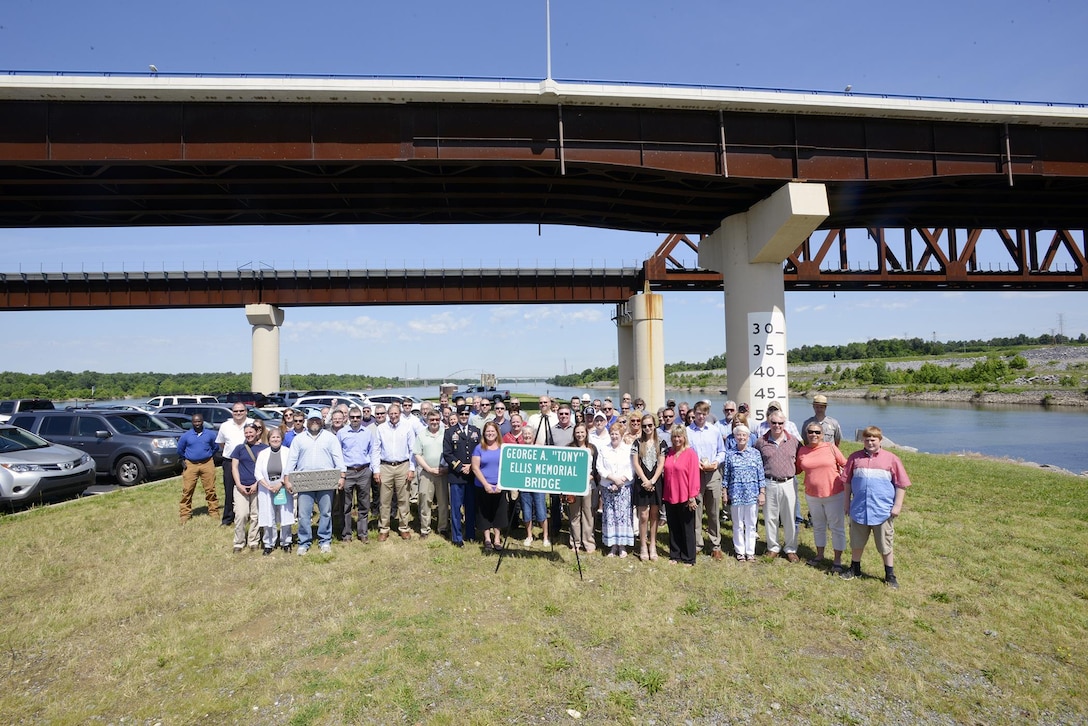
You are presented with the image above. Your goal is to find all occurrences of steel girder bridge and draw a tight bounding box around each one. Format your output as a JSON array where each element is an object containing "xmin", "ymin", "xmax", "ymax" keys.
[{"xmin": 0, "ymin": 74, "xmax": 1086, "ymax": 309}]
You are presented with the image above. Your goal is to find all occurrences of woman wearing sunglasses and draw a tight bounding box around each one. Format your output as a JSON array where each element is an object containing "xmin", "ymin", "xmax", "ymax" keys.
[{"xmin": 796, "ymin": 425, "xmax": 848, "ymax": 573}]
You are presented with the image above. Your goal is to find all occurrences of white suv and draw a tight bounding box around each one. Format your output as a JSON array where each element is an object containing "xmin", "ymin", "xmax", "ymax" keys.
[{"xmin": 146, "ymin": 395, "xmax": 219, "ymax": 408}]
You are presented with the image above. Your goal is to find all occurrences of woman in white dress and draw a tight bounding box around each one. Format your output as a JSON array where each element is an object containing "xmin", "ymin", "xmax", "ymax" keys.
[
  {"xmin": 255, "ymin": 428, "xmax": 296, "ymax": 554},
  {"xmin": 597, "ymin": 423, "xmax": 635, "ymax": 558}
]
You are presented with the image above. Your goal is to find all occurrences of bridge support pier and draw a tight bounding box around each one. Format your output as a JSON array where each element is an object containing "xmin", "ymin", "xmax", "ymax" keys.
[
  {"xmin": 614, "ymin": 292, "xmax": 666, "ymax": 413},
  {"xmin": 617, "ymin": 314, "xmax": 634, "ymax": 400},
  {"xmin": 631, "ymin": 292, "xmax": 666, "ymax": 412},
  {"xmin": 245, "ymin": 303, "xmax": 285, "ymax": 395},
  {"xmin": 699, "ymin": 183, "xmax": 828, "ymax": 424}
]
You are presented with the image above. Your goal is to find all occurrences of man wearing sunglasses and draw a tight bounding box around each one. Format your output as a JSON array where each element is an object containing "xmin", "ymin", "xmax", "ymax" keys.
[
  {"xmin": 338, "ymin": 406, "xmax": 374, "ymax": 543},
  {"xmin": 753, "ymin": 412, "xmax": 801, "ymax": 562},
  {"xmin": 215, "ymin": 405, "xmax": 251, "ymax": 527}
]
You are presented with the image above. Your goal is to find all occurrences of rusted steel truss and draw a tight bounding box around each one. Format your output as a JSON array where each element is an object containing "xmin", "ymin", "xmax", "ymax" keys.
[
  {"xmin": 2, "ymin": 101, "xmax": 1088, "ymax": 232},
  {"xmin": 646, "ymin": 230, "xmax": 1088, "ymax": 291},
  {"xmin": 0, "ymin": 266, "xmax": 643, "ymax": 311},
  {"xmin": 2, "ymin": 227, "xmax": 1082, "ymax": 310}
]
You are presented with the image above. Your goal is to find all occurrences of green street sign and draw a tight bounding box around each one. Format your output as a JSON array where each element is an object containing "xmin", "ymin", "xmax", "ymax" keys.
[{"xmin": 498, "ymin": 444, "xmax": 591, "ymax": 496}]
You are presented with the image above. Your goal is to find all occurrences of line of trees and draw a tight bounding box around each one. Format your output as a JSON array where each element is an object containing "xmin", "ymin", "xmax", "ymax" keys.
[
  {"xmin": 841, "ymin": 356, "xmax": 1027, "ymax": 386},
  {"xmin": 790, "ymin": 333, "xmax": 1085, "ymax": 363},
  {"xmin": 547, "ymin": 333, "xmax": 1082, "ymax": 386},
  {"xmin": 0, "ymin": 371, "xmax": 402, "ymax": 402}
]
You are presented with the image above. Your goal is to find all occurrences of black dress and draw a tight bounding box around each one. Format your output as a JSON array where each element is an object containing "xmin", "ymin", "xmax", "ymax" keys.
[{"xmin": 630, "ymin": 439, "xmax": 667, "ymax": 507}]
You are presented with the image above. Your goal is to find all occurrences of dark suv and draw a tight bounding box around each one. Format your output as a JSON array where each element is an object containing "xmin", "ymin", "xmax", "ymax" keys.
[
  {"xmin": 9, "ymin": 410, "xmax": 181, "ymax": 486},
  {"xmin": 155, "ymin": 404, "xmax": 277, "ymax": 428},
  {"xmin": 217, "ymin": 392, "xmax": 270, "ymax": 408}
]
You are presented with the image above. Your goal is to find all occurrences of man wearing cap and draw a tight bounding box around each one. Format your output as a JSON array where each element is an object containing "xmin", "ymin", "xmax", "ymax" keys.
[
  {"xmin": 285, "ymin": 412, "xmax": 346, "ymax": 555},
  {"xmin": 802, "ymin": 394, "xmax": 843, "ymax": 446},
  {"xmin": 589, "ymin": 411, "xmax": 610, "ymax": 451},
  {"xmin": 371, "ymin": 403, "xmax": 417, "ymax": 541},
  {"xmin": 579, "ymin": 393, "xmax": 594, "ymax": 423},
  {"xmin": 442, "ymin": 404, "xmax": 480, "ymax": 546},
  {"xmin": 338, "ymin": 405, "xmax": 374, "ymax": 543}
]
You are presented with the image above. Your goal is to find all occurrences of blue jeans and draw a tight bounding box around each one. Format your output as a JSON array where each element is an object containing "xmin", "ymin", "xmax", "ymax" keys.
[
  {"xmin": 520, "ymin": 491, "xmax": 546, "ymax": 523},
  {"xmin": 449, "ymin": 480, "xmax": 476, "ymax": 544},
  {"xmin": 297, "ymin": 488, "xmax": 333, "ymax": 548}
]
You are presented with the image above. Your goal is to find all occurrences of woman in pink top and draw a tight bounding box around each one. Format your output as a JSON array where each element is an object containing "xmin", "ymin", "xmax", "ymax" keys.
[
  {"xmin": 796, "ymin": 426, "xmax": 848, "ymax": 573},
  {"xmin": 661, "ymin": 424, "xmax": 701, "ymax": 566}
]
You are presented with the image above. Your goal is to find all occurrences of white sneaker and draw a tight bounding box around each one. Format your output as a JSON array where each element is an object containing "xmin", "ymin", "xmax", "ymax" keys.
[
  {"xmin": 542, "ymin": 539, "xmax": 551, "ymax": 547},
  {"xmin": 522, "ymin": 537, "xmax": 533, "ymax": 547},
  {"xmin": 297, "ymin": 546, "xmax": 309, "ymax": 556},
  {"xmin": 319, "ymin": 543, "xmax": 331, "ymax": 554}
]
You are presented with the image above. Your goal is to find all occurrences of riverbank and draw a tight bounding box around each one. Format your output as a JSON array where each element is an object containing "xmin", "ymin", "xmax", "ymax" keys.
[{"xmin": 592, "ymin": 345, "xmax": 1088, "ymax": 409}]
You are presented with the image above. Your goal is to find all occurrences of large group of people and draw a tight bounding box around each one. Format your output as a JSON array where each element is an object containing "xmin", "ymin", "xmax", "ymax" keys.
[{"xmin": 175, "ymin": 391, "xmax": 911, "ymax": 587}]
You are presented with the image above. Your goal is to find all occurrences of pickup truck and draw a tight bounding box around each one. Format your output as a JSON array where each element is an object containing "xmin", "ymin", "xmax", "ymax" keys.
[{"xmin": 453, "ymin": 386, "xmax": 511, "ymax": 404}]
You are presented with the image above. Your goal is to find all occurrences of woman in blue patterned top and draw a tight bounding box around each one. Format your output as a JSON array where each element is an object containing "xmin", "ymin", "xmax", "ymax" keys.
[{"xmin": 724, "ymin": 424, "xmax": 765, "ymax": 561}]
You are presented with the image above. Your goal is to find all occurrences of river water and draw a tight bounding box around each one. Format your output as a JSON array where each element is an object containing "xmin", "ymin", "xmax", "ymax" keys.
[{"xmin": 371, "ymin": 383, "xmax": 1088, "ymax": 474}]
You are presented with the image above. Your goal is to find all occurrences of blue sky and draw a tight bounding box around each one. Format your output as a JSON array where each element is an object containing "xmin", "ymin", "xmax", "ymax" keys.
[{"xmin": 1, "ymin": 1, "xmax": 1086, "ymax": 378}]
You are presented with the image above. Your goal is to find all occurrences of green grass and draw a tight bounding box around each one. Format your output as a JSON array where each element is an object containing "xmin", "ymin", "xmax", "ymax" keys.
[{"xmin": 1, "ymin": 448, "xmax": 1087, "ymax": 723}]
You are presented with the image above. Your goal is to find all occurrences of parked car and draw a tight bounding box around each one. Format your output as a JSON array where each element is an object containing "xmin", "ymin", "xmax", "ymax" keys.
[
  {"xmin": 0, "ymin": 399, "xmax": 55, "ymax": 424},
  {"xmin": 452, "ymin": 386, "xmax": 511, "ymax": 404},
  {"xmin": 146, "ymin": 395, "xmax": 219, "ymax": 408},
  {"xmin": 217, "ymin": 391, "xmax": 270, "ymax": 407},
  {"xmin": 292, "ymin": 395, "xmax": 371, "ymax": 412},
  {"xmin": 0, "ymin": 424, "xmax": 96, "ymax": 505},
  {"xmin": 367, "ymin": 393, "xmax": 422, "ymax": 411},
  {"xmin": 270, "ymin": 391, "xmax": 304, "ymax": 406},
  {"xmin": 155, "ymin": 404, "xmax": 277, "ymax": 428},
  {"xmin": 8, "ymin": 410, "xmax": 181, "ymax": 486}
]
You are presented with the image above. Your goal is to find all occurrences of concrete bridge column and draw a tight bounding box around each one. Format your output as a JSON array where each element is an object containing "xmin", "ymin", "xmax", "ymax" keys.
[
  {"xmin": 630, "ymin": 292, "xmax": 665, "ymax": 412},
  {"xmin": 698, "ymin": 183, "xmax": 828, "ymax": 425},
  {"xmin": 616, "ymin": 304, "xmax": 635, "ymax": 399},
  {"xmin": 245, "ymin": 303, "xmax": 285, "ymax": 395}
]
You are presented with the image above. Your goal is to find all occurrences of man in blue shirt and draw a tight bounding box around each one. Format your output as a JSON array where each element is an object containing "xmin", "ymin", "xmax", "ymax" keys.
[
  {"xmin": 338, "ymin": 406, "xmax": 374, "ymax": 543},
  {"xmin": 177, "ymin": 414, "xmax": 219, "ymax": 523},
  {"xmin": 688, "ymin": 401, "xmax": 727, "ymax": 560}
]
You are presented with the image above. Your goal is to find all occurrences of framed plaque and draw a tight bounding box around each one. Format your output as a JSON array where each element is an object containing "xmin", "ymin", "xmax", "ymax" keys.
[{"xmin": 286, "ymin": 468, "xmax": 341, "ymax": 492}]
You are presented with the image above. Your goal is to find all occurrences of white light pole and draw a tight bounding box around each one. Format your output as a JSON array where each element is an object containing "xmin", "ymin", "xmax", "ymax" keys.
[{"xmin": 546, "ymin": 0, "xmax": 552, "ymax": 81}]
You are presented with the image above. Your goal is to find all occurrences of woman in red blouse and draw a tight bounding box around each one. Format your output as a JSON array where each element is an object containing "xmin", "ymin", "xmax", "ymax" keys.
[{"xmin": 661, "ymin": 424, "xmax": 701, "ymax": 566}]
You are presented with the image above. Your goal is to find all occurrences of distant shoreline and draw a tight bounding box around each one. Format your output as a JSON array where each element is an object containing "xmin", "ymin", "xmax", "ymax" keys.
[{"xmin": 587, "ymin": 380, "xmax": 1088, "ymax": 408}]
